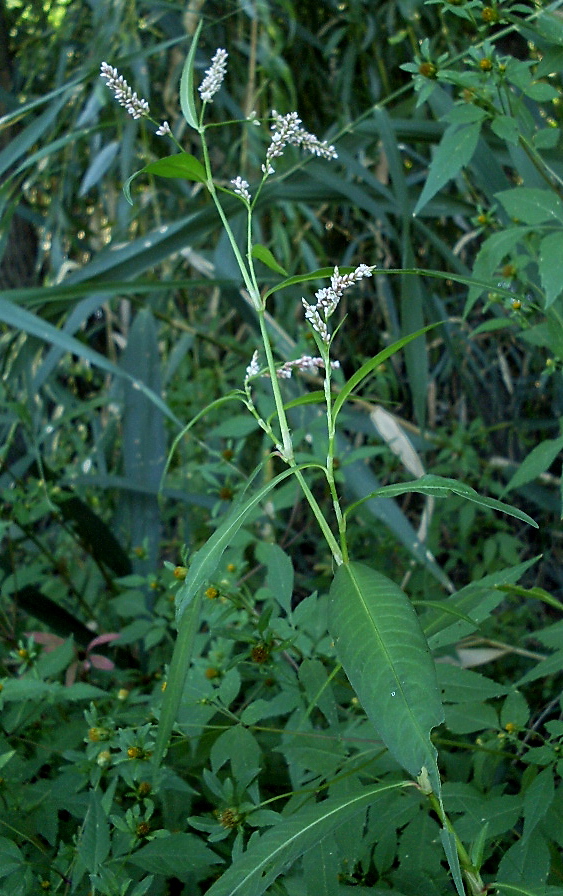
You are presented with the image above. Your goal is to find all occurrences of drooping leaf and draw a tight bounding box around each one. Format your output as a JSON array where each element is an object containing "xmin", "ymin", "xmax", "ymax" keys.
[
  {"xmin": 0, "ymin": 298, "xmax": 181, "ymax": 426},
  {"xmin": 345, "ymin": 474, "xmax": 538, "ymax": 529},
  {"xmin": 328, "ymin": 561, "xmax": 444, "ymax": 794}
]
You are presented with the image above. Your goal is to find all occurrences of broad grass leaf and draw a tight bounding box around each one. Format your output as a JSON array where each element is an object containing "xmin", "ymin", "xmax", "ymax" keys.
[
  {"xmin": 120, "ymin": 309, "xmax": 166, "ymax": 573},
  {"xmin": 204, "ymin": 782, "xmax": 406, "ymax": 896},
  {"xmin": 414, "ymin": 121, "xmax": 482, "ymax": 216},
  {"xmin": 0, "ymin": 298, "xmax": 181, "ymax": 426},
  {"xmin": 79, "ymin": 140, "xmax": 119, "ymax": 196},
  {"xmin": 328, "ymin": 562, "xmax": 444, "ymax": 793}
]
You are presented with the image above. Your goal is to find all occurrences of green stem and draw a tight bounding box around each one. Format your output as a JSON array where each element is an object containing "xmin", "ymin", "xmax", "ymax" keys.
[
  {"xmin": 323, "ymin": 354, "xmax": 348, "ymax": 563},
  {"xmin": 197, "ymin": 122, "xmax": 342, "ymax": 565},
  {"xmin": 427, "ymin": 792, "xmax": 485, "ymax": 896},
  {"xmin": 257, "ymin": 313, "xmax": 343, "ymax": 565},
  {"xmin": 199, "ymin": 125, "xmax": 261, "ymax": 309}
]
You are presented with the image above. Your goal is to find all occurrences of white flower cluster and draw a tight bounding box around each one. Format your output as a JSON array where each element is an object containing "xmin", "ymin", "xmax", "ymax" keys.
[
  {"xmin": 262, "ymin": 111, "xmax": 338, "ymax": 176},
  {"xmin": 231, "ymin": 176, "xmax": 251, "ymax": 202},
  {"xmin": 155, "ymin": 121, "xmax": 172, "ymax": 137},
  {"xmin": 245, "ymin": 350, "xmax": 261, "ymax": 382},
  {"xmin": 276, "ymin": 356, "xmax": 340, "ymax": 379},
  {"xmin": 199, "ymin": 48, "xmax": 228, "ymax": 102},
  {"xmin": 100, "ymin": 63, "xmax": 150, "ymax": 120},
  {"xmin": 302, "ymin": 264, "xmax": 376, "ymax": 344}
]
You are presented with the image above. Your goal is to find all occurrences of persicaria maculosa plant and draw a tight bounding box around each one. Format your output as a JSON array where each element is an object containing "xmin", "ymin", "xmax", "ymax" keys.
[{"xmin": 100, "ymin": 25, "xmax": 537, "ymax": 895}]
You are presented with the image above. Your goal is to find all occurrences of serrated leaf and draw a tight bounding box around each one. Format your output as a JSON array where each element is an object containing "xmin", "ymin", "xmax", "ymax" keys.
[
  {"xmin": 522, "ymin": 767, "xmax": 555, "ymax": 844},
  {"xmin": 539, "ymin": 231, "xmax": 563, "ymax": 307},
  {"xmin": 496, "ymin": 188, "xmax": 563, "ymax": 226},
  {"xmin": 414, "ymin": 121, "xmax": 482, "ymax": 215},
  {"xmin": 78, "ymin": 790, "xmax": 110, "ymax": 874},
  {"xmin": 180, "ymin": 20, "xmax": 202, "ymax": 130},
  {"xmin": 504, "ymin": 432, "xmax": 563, "ymax": 493},
  {"xmin": 328, "ymin": 562, "xmax": 444, "ymax": 793},
  {"xmin": 255, "ymin": 541, "xmax": 293, "ymax": 615},
  {"xmin": 205, "ymin": 782, "xmax": 406, "ymax": 896},
  {"xmin": 251, "ymin": 244, "xmax": 288, "ymax": 276},
  {"xmin": 130, "ymin": 832, "xmax": 222, "ymax": 880}
]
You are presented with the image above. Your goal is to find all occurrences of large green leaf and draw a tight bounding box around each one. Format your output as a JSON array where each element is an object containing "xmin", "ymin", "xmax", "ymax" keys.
[
  {"xmin": 328, "ymin": 561, "xmax": 444, "ymax": 794},
  {"xmin": 119, "ymin": 309, "xmax": 166, "ymax": 576},
  {"xmin": 205, "ymin": 781, "xmax": 406, "ymax": 896},
  {"xmin": 495, "ymin": 187, "xmax": 563, "ymax": 225}
]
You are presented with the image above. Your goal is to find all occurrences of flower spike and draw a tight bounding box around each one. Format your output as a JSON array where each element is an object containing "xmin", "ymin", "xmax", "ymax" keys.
[
  {"xmin": 199, "ymin": 48, "xmax": 228, "ymax": 103},
  {"xmin": 100, "ymin": 62, "xmax": 150, "ymax": 120}
]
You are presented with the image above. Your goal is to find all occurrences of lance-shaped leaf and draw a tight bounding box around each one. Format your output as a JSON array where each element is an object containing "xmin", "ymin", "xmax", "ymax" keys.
[
  {"xmin": 124, "ymin": 152, "xmax": 207, "ymax": 203},
  {"xmin": 180, "ymin": 20, "xmax": 202, "ymax": 130},
  {"xmin": 205, "ymin": 781, "xmax": 407, "ymax": 896},
  {"xmin": 328, "ymin": 561, "xmax": 444, "ymax": 794}
]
